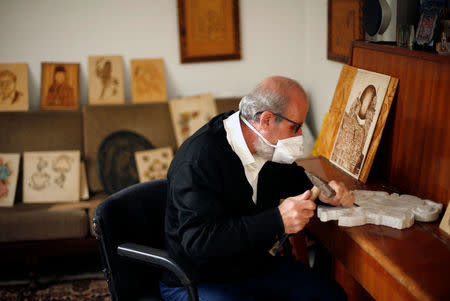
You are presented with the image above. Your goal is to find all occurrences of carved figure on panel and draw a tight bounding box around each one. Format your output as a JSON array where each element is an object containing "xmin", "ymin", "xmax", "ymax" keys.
[{"xmin": 96, "ymin": 58, "xmax": 119, "ymax": 99}]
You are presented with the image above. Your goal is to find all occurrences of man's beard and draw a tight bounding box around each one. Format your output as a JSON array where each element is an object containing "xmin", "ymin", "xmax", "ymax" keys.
[{"xmin": 253, "ymin": 136, "xmax": 274, "ymax": 161}]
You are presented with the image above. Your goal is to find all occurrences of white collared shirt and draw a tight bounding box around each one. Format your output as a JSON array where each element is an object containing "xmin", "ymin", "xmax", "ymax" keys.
[{"xmin": 223, "ymin": 111, "xmax": 267, "ymax": 203}]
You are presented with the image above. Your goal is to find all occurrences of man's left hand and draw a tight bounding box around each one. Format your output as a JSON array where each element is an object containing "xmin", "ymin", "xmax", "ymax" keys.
[{"xmin": 318, "ymin": 180, "xmax": 354, "ymax": 207}]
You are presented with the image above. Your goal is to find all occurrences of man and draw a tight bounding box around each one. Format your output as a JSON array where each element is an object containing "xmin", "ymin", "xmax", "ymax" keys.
[
  {"xmin": 46, "ymin": 66, "xmax": 74, "ymax": 106},
  {"xmin": 0, "ymin": 70, "xmax": 22, "ymax": 105},
  {"xmin": 161, "ymin": 76, "xmax": 354, "ymax": 300}
]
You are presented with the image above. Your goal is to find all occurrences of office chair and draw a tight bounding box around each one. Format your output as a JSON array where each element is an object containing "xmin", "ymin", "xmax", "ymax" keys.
[{"xmin": 93, "ymin": 179, "xmax": 198, "ymax": 301}]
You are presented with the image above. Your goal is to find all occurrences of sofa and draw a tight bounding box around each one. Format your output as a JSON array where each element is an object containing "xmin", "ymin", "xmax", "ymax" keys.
[{"xmin": 0, "ymin": 97, "xmax": 240, "ymax": 278}]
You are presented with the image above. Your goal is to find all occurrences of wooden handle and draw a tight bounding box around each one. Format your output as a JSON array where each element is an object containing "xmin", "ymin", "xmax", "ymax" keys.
[{"xmin": 310, "ymin": 186, "xmax": 320, "ymax": 201}]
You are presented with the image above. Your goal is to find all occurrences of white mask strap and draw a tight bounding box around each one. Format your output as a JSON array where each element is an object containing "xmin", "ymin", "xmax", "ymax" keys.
[{"xmin": 240, "ymin": 115, "xmax": 277, "ymax": 148}]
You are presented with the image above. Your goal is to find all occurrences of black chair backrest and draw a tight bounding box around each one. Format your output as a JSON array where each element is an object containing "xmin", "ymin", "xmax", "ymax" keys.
[{"xmin": 95, "ymin": 179, "xmax": 167, "ymax": 301}]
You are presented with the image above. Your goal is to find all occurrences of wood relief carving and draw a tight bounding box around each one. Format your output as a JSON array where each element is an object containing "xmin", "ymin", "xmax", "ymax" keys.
[{"xmin": 318, "ymin": 190, "xmax": 443, "ymax": 229}]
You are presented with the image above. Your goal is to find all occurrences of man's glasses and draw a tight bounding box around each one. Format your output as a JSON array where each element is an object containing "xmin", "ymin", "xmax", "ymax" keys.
[{"xmin": 255, "ymin": 111, "xmax": 303, "ymax": 134}]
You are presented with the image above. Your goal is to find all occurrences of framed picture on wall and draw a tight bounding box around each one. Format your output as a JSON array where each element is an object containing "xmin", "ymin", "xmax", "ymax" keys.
[
  {"xmin": 0, "ymin": 63, "xmax": 29, "ymax": 111},
  {"xmin": 41, "ymin": 63, "xmax": 80, "ymax": 110},
  {"xmin": 177, "ymin": 0, "xmax": 241, "ymax": 63},
  {"xmin": 328, "ymin": 0, "xmax": 364, "ymax": 64}
]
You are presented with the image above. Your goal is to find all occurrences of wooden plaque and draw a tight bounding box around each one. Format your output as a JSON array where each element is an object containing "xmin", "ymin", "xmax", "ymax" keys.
[
  {"xmin": 0, "ymin": 63, "xmax": 29, "ymax": 111},
  {"xmin": 317, "ymin": 65, "xmax": 398, "ymax": 182},
  {"xmin": 88, "ymin": 56, "xmax": 125, "ymax": 105},
  {"xmin": 130, "ymin": 58, "xmax": 167, "ymax": 103},
  {"xmin": 178, "ymin": 0, "xmax": 241, "ymax": 63},
  {"xmin": 41, "ymin": 63, "xmax": 79, "ymax": 110}
]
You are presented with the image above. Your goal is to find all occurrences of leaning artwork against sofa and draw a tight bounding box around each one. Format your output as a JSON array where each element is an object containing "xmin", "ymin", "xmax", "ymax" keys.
[
  {"xmin": 41, "ymin": 63, "xmax": 80, "ymax": 110},
  {"xmin": 0, "ymin": 153, "xmax": 20, "ymax": 207},
  {"xmin": 135, "ymin": 147, "xmax": 174, "ymax": 182},
  {"xmin": 130, "ymin": 58, "xmax": 167, "ymax": 103},
  {"xmin": 169, "ymin": 93, "xmax": 218, "ymax": 147},
  {"xmin": 88, "ymin": 55, "xmax": 125, "ymax": 105},
  {"xmin": 23, "ymin": 151, "xmax": 80, "ymax": 203},
  {"xmin": 0, "ymin": 63, "xmax": 29, "ymax": 111}
]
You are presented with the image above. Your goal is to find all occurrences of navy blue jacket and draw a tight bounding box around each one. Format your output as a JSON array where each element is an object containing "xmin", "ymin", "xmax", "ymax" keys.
[{"xmin": 162, "ymin": 111, "xmax": 311, "ymax": 286}]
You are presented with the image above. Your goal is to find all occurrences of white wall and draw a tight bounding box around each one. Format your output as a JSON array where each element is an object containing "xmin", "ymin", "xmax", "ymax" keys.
[{"xmin": 0, "ymin": 0, "xmax": 342, "ymax": 135}]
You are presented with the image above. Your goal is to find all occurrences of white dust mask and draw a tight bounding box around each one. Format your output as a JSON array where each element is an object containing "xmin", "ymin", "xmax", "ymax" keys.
[{"xmin": 240, "ymin": 115, "xmax": 304, "ymax": 164}]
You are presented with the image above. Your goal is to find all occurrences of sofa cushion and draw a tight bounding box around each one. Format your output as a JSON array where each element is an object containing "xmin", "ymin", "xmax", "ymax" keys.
[{"xmin": 0, "ymin": 203, "xmax": 88, "ymax": 243}]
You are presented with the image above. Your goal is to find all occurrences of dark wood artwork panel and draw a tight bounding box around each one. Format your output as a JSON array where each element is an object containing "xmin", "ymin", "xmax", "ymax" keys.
[{"xmin": 351, "ymin": 41, "xmax": 450, "ymax": 205}]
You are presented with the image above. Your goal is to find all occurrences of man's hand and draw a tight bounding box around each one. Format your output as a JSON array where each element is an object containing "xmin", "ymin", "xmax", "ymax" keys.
[
  {"xmin": 319, "ymin": 180, "xmax": 354, "ymax": 207},
  {"xmin": 278, "ymin": 191, "xmax": 316, "ymax": 234}
]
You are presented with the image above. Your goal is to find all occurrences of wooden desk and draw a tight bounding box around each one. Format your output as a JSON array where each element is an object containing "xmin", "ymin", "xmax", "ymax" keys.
[{"xmin": 298, "ymin": 157, "xmax": 450, "ymax": 300}]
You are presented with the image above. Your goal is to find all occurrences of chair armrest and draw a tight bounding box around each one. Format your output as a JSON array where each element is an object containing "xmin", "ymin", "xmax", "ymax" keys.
[{"xmin": 117, "ymin": 242, "xmax": 198, "ymax": 301}]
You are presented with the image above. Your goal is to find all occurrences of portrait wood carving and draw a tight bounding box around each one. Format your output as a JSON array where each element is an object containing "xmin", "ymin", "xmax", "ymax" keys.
[
  {"xmin": 317, "ymin": 65, "xmax": 398, "ymax": 182},
  {"xmin": 0, "ymin": 63, "xmax": 28, "ymax": 111},
  {"xmin": 88, "ymin": 56, "xmax": 125, "ymax": 105},
  {"xmin": 41, "ymin": 63, "xmax": 79, "ymax": 110},
  {"xmin": 23, "ymin": 151, "xmax": 80, "ymax": 203},
  {"xmin": 178, "ymin": 0, "xmax": 241, "ymax": 63},
  {"xmin": 130, "ymin": 58, "xmax": 167, "ymax": 103}
]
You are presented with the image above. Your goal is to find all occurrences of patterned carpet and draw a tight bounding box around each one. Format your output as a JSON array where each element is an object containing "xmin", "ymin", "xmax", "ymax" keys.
[{"xmin": 0, "ymin": 278, "xmax": 111, "ymax": 301}]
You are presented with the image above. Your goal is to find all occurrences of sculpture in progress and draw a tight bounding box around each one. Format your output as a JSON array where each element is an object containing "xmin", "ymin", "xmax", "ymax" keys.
[{"xmin": 317, "ymin": 190, "xmax": 443, "ymax": 229}]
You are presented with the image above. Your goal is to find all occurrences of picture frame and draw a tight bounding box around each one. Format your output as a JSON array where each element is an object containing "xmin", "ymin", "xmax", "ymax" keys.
[
  {"xmin": 88, "ymin": 55, "xmax": 125, "ymax": 105},
  {"xmin": 130, "ymin": 58, "xmax": 167, "ymax": 103},
  {"xmin": 177, "ymin": 0, "xmax": 241, "ymax": 63},
  {"xmin": 328, "ymin": 0, "xmax": 364, "ymax": 64},
  {"xmin": 415, "ymin": 8, "xmax": 442, "ymax": 46},
  {"xmin": 0, "ymin": 63, "xmax": 29, "ymax": 111},
  {"xmin": 41, "ymin": 63, "xmax": 79, "ymax": 110}
]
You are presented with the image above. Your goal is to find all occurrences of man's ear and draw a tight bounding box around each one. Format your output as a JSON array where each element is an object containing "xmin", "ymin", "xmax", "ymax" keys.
[{"xmin": 258, "ymin": 111, "xmax": 273, "ymax": 131}]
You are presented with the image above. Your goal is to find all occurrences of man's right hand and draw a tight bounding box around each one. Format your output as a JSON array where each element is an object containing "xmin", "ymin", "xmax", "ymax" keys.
[{"xmin": 278, "ymin": 190, "xmax": 316, "ymax": 234}]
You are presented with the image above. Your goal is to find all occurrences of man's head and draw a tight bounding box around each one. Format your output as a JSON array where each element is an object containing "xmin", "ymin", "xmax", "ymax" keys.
[
  {"xmin": 239, "ymin": 76, "xmax": 309, "ymax": 159},
  {"xmin": 53, "ymin": 66, "xmax": 67, "ymax": 85},
  {"xmin": 0, "ymin": 70, "xmax": 17, "ymax": 100},
  {"xmin": 358, "ymin": 85, "xmax": 376, "ymax": 120}
]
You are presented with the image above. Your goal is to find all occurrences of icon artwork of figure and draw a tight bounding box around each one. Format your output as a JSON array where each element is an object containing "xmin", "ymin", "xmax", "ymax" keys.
[
  {"xmin": 96, "ymin": 59, "xmax": 118, "ymax": 99},
  {"xmin": 0, "ymin": 70, "xmax": 23, "ymax": 105},
  {"xmin": 46, "ymin": 66, "xmax": 75, "ymax": 106},
  {"xmin": 331, "ymin": 84, "xmax": 377, "ymax": 175}
]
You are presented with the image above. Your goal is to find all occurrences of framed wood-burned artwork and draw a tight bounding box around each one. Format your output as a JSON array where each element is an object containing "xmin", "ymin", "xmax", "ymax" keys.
[
  {"xmin": 88, "ymin": 56, "xmax": 125, "ymax": 105},
  {"xmin": 177, "ymin": 0, "xmax": 241, "ymax": 63},
  {"xmin": 328, "ymin": 0, "xmax": 364, "ymax": 64},
  {"xmin": 23, "ymin": 150, "xmax": 80, "ymax": 203},
  {"xmin": 169, "ymin": 93, "xmax": 218, "ymax": 147},
  {"xmin": 316, "ymin": 65, "xmax": 398, "ymax": 182},
  {"xmin": 0, "ymin": 153, "xmax": 20, "ymax": 207},
  {"xmin": 41, "ymin": 63, "xmax": 79, "ymax": 110},
  {"xmin": 0, "ymin": 63, "xmax": 29, "ymax": 111},
  {"xmin": 135, "ymin": 147, "xmax": 174, "ymax": 182},
  {"xmin": 130, "ymin": 58, "xmax": 167, "ymax": 103}
]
